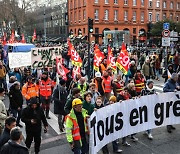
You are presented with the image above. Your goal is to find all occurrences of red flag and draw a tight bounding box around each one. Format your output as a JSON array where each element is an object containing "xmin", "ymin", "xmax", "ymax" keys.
[
  {"xmin": 9, "ymin": 30, "xmax": 15, "ymax": 43},
  {"xmin": 2, "ymin": 33, "xmax": 7, "ymax": 46},
  {"xmin": 116, "ymin": 43, "xmax": 130, "ymax": 75},
  {"xmin": 21, "ymin": 33, "xmax": 26, "ymax": 43},
  {"xmin": 68, "ymin": 41, "xmax": 82, "ymax": 67},
  {"xmin": 32, "ymin": 29, "xmax": 36, "ymax": 42},
  {"xmin": 93, "ymin": 45, "xmax": 105, "ymax": 72},
  {"xmin": 56, "ymin": 58, "xmax": 70, "ymax": 81},
  {"xmin": 107, "ymin": 46, "xmax": 117, "ymax": 72},
  {"xmin": 72, "ymin": 66, "xmax": 81, "ymax": 79}
]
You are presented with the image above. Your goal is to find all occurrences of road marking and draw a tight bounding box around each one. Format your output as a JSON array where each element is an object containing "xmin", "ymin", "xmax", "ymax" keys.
[{"xmin": 47, "ymin": 111, "xmax": 61, "ymax": 135}]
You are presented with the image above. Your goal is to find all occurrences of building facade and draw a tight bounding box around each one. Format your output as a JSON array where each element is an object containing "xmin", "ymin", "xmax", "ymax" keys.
[{"xmin": 68, "ymin": 0, "xmax": 180, "ymax": 44}]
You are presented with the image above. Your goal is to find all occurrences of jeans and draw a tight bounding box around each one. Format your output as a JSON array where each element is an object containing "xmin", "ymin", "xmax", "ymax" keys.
[
  {"xmin": 155, "ymin": 69, "xmax": 160, "ymax": 79},
  {"xmin": 58, "ymin": 114, "xmax": 65, "ymax": 129},
  {"xmin": 0, "ymin": 78, "xmax": 7, "ymax": 91},
  {"xmin": 102, "ymin": 140, "xmax": 119, "ymax": 153},
  {"xmin": 11, "ymin": 109, "xmax": 22, "ymax": 124},
  {"xmin": 73, "ymin": 139, "xmax": 89, "ymax": 154},
  {"xmin": 147, "ymin": 129, "xmax": 151, "ymax": 134}
]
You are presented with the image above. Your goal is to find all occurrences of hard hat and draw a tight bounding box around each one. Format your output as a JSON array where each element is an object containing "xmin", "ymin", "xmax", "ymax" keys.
[{"xmin": 72, "ymin": 98, "xmax": 83, "ymax": 107}]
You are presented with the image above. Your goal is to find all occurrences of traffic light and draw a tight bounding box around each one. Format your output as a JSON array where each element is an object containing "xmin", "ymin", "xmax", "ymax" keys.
[{"xmin": 88, "ymin": 18, "xmax": 94, "ymax": 33}]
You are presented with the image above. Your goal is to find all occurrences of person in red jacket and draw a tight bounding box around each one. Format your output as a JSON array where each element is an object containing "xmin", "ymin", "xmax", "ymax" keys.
[
  {"xmin": 102, "ymin": 70, "xmax": 112, "ymax": 104},
  {"xmin": 134, "ymin": 70, "xmax": 145, "ymax": 95},
  {"xmin": 38, "ymin": 72, "xmax": 56, "ymax": 119}
]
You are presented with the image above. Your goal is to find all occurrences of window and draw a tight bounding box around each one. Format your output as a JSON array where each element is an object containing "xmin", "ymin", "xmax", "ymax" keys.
[
  {"xmin": 124, "ymin": 10, "xmax": 128, "ymax": 21},
  {"xmin": 141, "ymin": 0, "xmax": 144, "ymax": 6},
  {"xmin": 74, "ymin": 0, "xmax": 76, "ymax": 8},
  {"xmin": 149, "ymin": 12, "xmax": 152, "ymax": 22},
  {"xmin": 114, "ymin": 0, "xmax": 118, "ymax": 4},
  {"xmin": 177, "ymin": 3, "xmax": 180, "ymax": 9},
  {"xmin": 133, "ymin": 28, "xmax": 136, "ymax": 34},
  {"xmin": 83, "ymin": 9, "xmax": 86, "ymax": 20},
  {"xmin": 79, "ymin": 10, "xmax": 81, "ymax": 21},
  {"xmin": 94, "ymin": 0, "xmax": 98, "ymax": 3},
  {"xmin": 156, "ymin": 1, "xmax": 160, "ymax": 7},
  {"xmin": 94, "ymin": 9, "xmax": 99, "ymax": 20},
  {"xmin": 163, "ymin": 1, "xmax": 166, "ymax": 8},
  {"xmin": 104, "ymin": 10, "xmax": 109, "ymax": 20},
  {"xmin": 163, "ymin": 13, "xmax": 166, "ymax": 20},
  {"xmin": 78, "ymin": 0, "xmax": 81, "ymax": 7},
  {"xmin": 83, "ymin": 0, "xmax": 86, "ymax": 6},
  {"xmin": 133, "ymin": 0, "xmax": 137, "ymax": 6},
  {"xmin": 170, "ymin": 2, "xmax": 173, "ymax": 9},
  {"xmin": 141, "ymin": 12, "xmax": 144, "ymax": 22},
  {"xmin": 124, "ymin": 0, "xmax": 128, "ymax": 5},
  {"xmin": 156, "ymin": 12, "xmax": 160, "ymax": 21},
  {"xmin": 83, "ymin": 28, "xmax": 85, "ymax": 33},
  {"xmin": 133, "ymin": 11, "xmax": 136, "ymax": 21},
  {"xmin": 74, "ymin": 11, "xmax": 77, "ymax": 22},
  {"xmin": 105, "ymin": 0, "xmax": 109, "ymax": 4},
  {"xmin": 114, "ymin": 10, "xmax": 118, "ymax": 21},
  {"xmin": 70, "ymin": 12, "xmax": 72, "ymax": 24},
  {"xmin": 170, "ymin": 13, "xmax": 173, "ymax": 20},
  {"xmin": 149, "ymin": 0, "xmax": 152, "ymax": 7},
  {"xmin": 177, "ymin": 16, "xmax": 179, "ymax": 22}
]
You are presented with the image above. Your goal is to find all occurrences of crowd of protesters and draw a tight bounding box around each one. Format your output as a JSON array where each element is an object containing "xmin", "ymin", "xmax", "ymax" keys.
[{"xmin": 0, "ymin": 41, "xmax": 179, "ymax": 154}]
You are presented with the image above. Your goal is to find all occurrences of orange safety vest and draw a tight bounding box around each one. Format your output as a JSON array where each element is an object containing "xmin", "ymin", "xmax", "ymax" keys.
[
  {"xmin": 135, "ymin": 79, "xmax": 145, "ymax": 93},
  {"xmin": 39, "ymin": 78, "xmax": 55, "ymax": 98},
  {"xmin": 66, "ymin": 115, "xmax": 89, "ymax": 141},
  {"xmin": 22, "ymin": 83, "xmax": 38, "ymax": 100},
  {"xmin": 102, "ymin": 76, "xmax": 112, "ymax": 93}
]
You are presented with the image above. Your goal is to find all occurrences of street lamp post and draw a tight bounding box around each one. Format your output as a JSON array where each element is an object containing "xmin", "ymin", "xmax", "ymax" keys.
[{"xmin": 44, "ymin": 5, "xmax": 46, "ymax": 43}]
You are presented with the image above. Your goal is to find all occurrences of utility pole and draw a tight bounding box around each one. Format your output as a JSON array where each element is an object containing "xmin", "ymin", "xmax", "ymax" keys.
[
  {"xmin": 44, "ymin": 5, "xmax": 46, "ymax": 43},
  {"xmin": 88, "ymin": 17, "xmax": 93, "ymax": 81}
]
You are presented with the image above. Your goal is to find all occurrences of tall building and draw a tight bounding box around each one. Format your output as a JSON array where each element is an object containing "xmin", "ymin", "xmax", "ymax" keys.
[{"xmin": 68, "ymin": 0, "xmax": 180, "ymax": 44}]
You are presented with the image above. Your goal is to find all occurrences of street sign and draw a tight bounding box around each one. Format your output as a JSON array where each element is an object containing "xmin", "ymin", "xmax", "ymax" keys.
[
  {"xmin": 170, "ymin": 38, "xmax": 178, "ymax": 42},
  {"xmin": 170, "ymin": 31, "xmax": 178, "ymax": 37},
  {"xmin": 163, "ymin": 23, "xmax": 170, "ymax": 30},
  {"xmin": 162, "ymin": 37, "xmax": 170, "ymax": 46},
  {"xmin": 162, "ymin": 30, "xmax": 170, "ymax": 37}
]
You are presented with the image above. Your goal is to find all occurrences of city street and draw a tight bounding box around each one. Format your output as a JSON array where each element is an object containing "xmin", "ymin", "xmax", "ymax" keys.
[{"xmin": 3, "ymin": 78, "xmax": 180, "ymax": 154}]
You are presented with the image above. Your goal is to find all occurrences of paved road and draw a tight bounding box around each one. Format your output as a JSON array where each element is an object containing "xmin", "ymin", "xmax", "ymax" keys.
[{"xmin": 3, "ymin": 77, "xmax": 180, "ymax": 154}]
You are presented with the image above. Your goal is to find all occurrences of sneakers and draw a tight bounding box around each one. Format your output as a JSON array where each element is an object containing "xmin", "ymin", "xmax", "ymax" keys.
[
  {"xmin": 131, "ymin": 136, "xmax": 138, "ymax": 142},
  {"xmin": 114, "ymin": 149, "xmax": 123, "ymax": 153},
  {"xmin": 171, "ymin": 125, "xmax": 176, "ymax": 130},
  {"xmin": 122, "ymin": 141, "xmax": 131, "ymax": 146},
  {"xmin": 148, "ymin": 133, "xmax": 153, "ymax": 140}
]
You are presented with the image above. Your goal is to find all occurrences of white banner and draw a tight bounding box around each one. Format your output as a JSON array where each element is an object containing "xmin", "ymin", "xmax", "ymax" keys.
[
  {"xmin": 8, "ymin": 52, "xmax": 32, "ymax": 69},
  {"xmin": 89, "ymin": 92, "xmax": 180, "ymax": 154},
  {"xmin": 31, "ymin": 46, "xmax": 62, "ymax": 68}
]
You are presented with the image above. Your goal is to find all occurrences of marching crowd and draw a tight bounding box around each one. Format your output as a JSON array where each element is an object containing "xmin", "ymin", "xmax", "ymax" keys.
[{"xmin": 0, "ymin": 43, "xmax": 179, "ymax": 154}]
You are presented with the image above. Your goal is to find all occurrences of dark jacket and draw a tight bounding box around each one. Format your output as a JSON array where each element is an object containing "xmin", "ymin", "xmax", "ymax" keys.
[
  {"xmin": 53, "ymin": 85, "xmax": 68, "ymax": 115},
  {"xmin": 163, "ymin": 79, "xmax": 177, "ymax": 92},
  {"xmin": 141, "ymin": 87, "xmax": 156, "ymax": 96},
  {"xmin": 64, "ymin": 96, "xmax": 83, "ymax": 114},
  {"xmin": 9, "ymin": 85, "xmax": 23, "ymax": 110},
  {"xmin": 128, "ymin": 89, "xmax": 138, "ymax": 97},
  {"xmin": 1, "ymin": 140, "xmax": 28, "ymax": 154},
  {"xmin": 82, "ymin": 101, "xmax": 94, "ymax": 115},
  {"xmin": 0, "ymin": 127, "xmax": 10, "ymax": 149},
  {"xmin": 21, "ymin": 104, "xmax": 48, "ymax": 132},
  {"xmin": 162, "ymin": 65, "xmax": 175, "ymax": 82}
]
